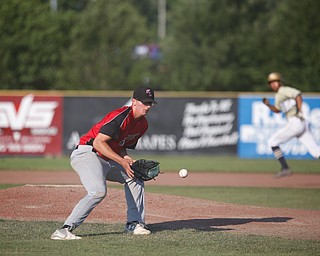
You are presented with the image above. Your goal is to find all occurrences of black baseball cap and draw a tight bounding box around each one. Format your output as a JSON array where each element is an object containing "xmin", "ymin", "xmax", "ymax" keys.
[{"xmin": 133, "ymin": 86, "xmax": 157, "ymax": 104}]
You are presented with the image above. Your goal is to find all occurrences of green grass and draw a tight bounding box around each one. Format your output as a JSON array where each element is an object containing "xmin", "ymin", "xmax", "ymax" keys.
[
  {"xmin": 0, "ymin": 184, "xmax": 18, "ymax": 190},
  {"xmin": 0, "ymin": 220, "xmax": 319, "ymax": 256},
  {"xmin": 110, "ymin": 184, "xmax": 320, "ymax": 210},
  {"xmin": 0, "ymin": 156, "xmax": 72, "ymax": 171},
  {"xmin": 144, "ymin": 186, "xmax": 320, "ymax": 210},
  {"xmin": 0, "ymin": 155, "xmax": 319, "ymax": 173}
]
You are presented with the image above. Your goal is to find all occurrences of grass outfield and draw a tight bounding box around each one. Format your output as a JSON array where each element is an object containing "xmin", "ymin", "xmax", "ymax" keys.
[
  {"xmin": 0, "ymin": 155, "xmax": 319, "ymax": 173},
  {"xmin": 143, "ymin": 186, "xmax": 320, "ymax": 210},
  {"xmin": 0, "ymin": 220, "xmax": 319, "ymax": 256}
]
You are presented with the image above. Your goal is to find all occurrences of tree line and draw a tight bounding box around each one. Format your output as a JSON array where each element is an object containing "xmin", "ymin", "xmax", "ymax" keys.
[{"xmin": 0, "ymin": 0, "xmax": 319, "ymax": 92}]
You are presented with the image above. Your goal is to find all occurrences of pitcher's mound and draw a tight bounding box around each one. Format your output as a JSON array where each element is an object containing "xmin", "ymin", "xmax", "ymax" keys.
[{"xmin": 0, "ymin": 185, "xmax": 319, "ymax": 241}]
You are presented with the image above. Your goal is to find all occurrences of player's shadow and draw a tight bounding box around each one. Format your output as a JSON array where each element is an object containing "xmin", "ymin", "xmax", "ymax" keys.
[{"xmin": 148, "ymin": 217, "xmax": 292, "ymax": 232}]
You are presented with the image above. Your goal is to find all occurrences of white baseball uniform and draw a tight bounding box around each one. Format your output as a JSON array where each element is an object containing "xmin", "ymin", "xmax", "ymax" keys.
[{"xmin": 268, "ymin": 86, "xmax": 320, "ymax": 158}]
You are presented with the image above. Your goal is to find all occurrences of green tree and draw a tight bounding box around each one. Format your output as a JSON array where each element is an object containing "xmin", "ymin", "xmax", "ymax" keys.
[
  {"xmin": 261, "ymin": 0, "xmax": 320, "ymax": 91},
  {"xmin": 53, "ymin": 0, "xmax": 89, "ymax": 11},
  {"xmin": 131, "ymin": 0, "xmax": 158, "ymax": 40},
  {"xmin": 57, "ymin": 0, "xmax": 151, "ymax": 90},
  {"xmin": 157, "ymin": 0, "xmax": 319, "ymax": 92},
  {"xmin": 0, "ymin": 0, "xmax": 74, "ymax": 89},
  {"xmin": 1, "ymin": 0, "xmax": 318, "ymax": 91},
  {"xmin": 157, "ymin": 0, "xmax": 278, "ymax": 91}
]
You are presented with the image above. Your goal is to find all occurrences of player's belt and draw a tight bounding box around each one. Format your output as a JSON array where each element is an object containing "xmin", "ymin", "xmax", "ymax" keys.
[{"xmin": 74, "ymin": 145, "xmax": 97, "ymax": 153}]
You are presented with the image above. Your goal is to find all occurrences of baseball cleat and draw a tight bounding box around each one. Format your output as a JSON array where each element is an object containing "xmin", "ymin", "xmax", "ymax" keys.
[
  {"xmin": 51, "ymin": 228, "xmax": 82, "ymax": 240},
  {"xmin": 274, "ymin": 169, "xmax": 292, "ymax": 178},
  {"xmin": 125, "ymin": 221, "xmax": 151, "ymax": 235}
]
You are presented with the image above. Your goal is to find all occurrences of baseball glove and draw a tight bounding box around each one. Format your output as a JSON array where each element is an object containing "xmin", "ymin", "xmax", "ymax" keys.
[{"xmin": 131, "ymin": 159, "xmax": 160, "ymax": 181}]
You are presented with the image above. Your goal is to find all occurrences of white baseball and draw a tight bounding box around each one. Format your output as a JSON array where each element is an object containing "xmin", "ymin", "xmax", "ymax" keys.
[{"xmin": 179, "ymin": 168, "xmax": 188, "ymax": 178}]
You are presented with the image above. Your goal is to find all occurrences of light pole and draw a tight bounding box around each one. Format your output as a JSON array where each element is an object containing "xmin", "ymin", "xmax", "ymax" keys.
[
  {"xmin": 158, "ymin": 0, "xmax": 166, "ymax": 40},
  {"xmin": 50, "ymin": 0, "xmax": 58, "ymax": 12}
]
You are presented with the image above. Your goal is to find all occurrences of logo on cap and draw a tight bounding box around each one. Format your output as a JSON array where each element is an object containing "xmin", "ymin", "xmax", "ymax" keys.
[
  {"xmin": 133, "ymin": 86, "xmax": 156, "ymax": 104},
  {"xmin": 146, "ymin": 89, "xmax": 153, "ymax": 97}
]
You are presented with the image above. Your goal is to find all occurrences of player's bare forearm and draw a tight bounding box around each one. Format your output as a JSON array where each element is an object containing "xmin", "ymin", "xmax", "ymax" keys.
[
  {"xmin": 296, "ymin": 94, "xmax": 303, "ymax": 112},
  {"xmin": 93, "ymin": 133, "xmax": 134, "ymax": 177},
  {"xmin": 268, "ymin": 105, "xmax": 281, "ymax": 113},
  {"xmin": 120, "ymin": 149, "xmax": 134, "ymax": 165},
  {"xmin": 262, "ymin": 98, "xmax": 280, "ymax": 113},
  {"xmin": 94, "ymin": 138, "xmax": 123, "ymax": 162}
]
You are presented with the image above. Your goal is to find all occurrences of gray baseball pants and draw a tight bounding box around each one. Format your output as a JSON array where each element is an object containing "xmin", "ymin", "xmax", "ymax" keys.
[{"xmin": 64, "ymin": 145, "xmax": 145, "ymax": 229}]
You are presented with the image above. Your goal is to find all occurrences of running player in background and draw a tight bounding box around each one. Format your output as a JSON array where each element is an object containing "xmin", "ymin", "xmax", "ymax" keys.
[
  {"xmin": 51, "ymin": 86, "xmax": 157, "ymax": 240},
  {"xmin": 262, "ymin": 72, "xmax": 320, "ymax": 178}
]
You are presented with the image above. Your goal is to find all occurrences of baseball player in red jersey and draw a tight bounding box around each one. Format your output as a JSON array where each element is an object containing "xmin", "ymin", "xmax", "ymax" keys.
[
  {"xmin": 263, "ymin": 72, "xmax": 320, "ymax": 178},
  {"xmin": 51, "ymin": 86, "xmax": 157, "ymax": 240}
]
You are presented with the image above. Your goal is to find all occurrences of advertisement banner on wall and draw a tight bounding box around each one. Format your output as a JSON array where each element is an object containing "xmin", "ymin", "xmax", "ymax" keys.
[
  {"xmin": 63, "ymin": 96, "xmax": 238, "ymax": 155},
  {"xmin": 0, "ymin": 94, "xmax": 63, "ymax": 155},
  {"xmin": 137, "ymin": 97, "xmax": 239, "ymax": 155},
  {"xmin": 238, "ymin": 95, "xmax": 320, "ymax": 159}
]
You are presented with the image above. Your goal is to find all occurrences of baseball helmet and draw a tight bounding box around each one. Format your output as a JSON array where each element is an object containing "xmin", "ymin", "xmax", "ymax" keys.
[{"xmin": 267, "ymin": 72, "xmax": 282, "ymax": 83}]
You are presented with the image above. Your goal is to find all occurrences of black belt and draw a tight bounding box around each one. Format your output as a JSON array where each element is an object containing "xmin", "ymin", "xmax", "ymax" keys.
[{"xmin": 75, "ymin": 145, "xmax": 97, "ymax": 153}]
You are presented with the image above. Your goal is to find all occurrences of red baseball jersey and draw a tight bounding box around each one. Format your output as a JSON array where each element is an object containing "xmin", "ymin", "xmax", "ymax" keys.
[{"xmin": 79, "ymin": 106, "xmax": 148, "ymax": 156}]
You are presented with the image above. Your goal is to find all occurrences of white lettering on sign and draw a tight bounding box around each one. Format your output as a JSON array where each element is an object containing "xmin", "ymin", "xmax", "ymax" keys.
[
  {"xmin": 136, "ymin": 134, "xmax": 177, "ymax": 150},
  {"xmin": 178, "ymin": 99, "xmax": 238, "ymax": 150},
  {"xmin": 0, "ymin": 94, "xmax": 58, "ymax": 130},
  {"xmin": 0, "ymin": 94, "xmax": 60, "ymax": 155},
  {"xmin": 240, "ymin": 101, "xmax": 320, "ymax": 156}
]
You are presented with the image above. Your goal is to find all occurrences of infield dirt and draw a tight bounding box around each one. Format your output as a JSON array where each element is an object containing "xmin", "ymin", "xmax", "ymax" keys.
[{"xmin": 0, "ymin": 171, "xmax": 319, "ymax": 241}]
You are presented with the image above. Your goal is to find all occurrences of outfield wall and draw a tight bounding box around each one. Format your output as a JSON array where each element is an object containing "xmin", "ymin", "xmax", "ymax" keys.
[
  {"xmin": 238, "ymin": 94, "xmax": 320, "ymax": 159},
  {"xmin": 0, "ymin": 91, "xmax": 319, "ymax": 159}
]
